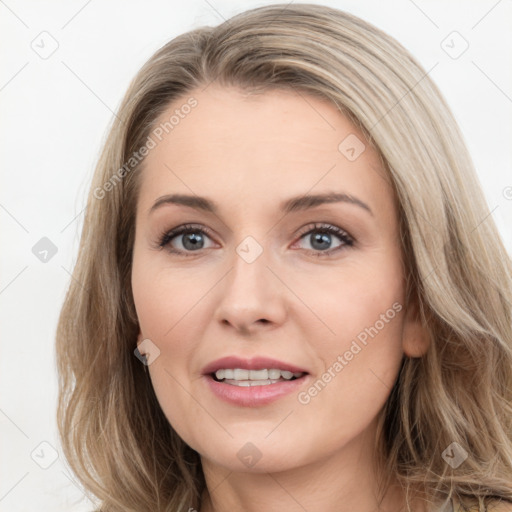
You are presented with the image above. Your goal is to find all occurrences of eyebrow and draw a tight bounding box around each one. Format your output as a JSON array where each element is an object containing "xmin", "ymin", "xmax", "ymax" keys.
[{"xmin": 149, "ymin": 192, "xmax": 373, "ymax": 216}]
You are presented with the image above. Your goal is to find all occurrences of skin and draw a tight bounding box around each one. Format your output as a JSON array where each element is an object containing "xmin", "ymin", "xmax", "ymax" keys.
[{"xmin": 131, "ymin": 84, "xmax": 430, "ymax": 512}]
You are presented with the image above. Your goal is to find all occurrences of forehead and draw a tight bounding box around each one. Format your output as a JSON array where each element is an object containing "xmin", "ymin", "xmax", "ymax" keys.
[
  {"xmin": 148, "ymin": 85, "xmax": 365, "ymax": 155},
  {"xmin": 137, "ymin": 85, "xmax": 391, "ymax": 215}
]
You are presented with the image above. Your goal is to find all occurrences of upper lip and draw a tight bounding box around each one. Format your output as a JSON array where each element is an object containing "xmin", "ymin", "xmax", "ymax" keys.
[{"xmin": 202, "ymin": 356, "xmax": 309, "ymax": 375}]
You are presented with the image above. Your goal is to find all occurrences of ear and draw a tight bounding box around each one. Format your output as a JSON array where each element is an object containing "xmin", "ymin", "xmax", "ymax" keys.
[
  {"xmin": 136, "ymin": 331, "xmax": 145, "ymax": 352},
  {"xmin": 402, "ymin": 299, "xmax": 430, "ymax": 358}
]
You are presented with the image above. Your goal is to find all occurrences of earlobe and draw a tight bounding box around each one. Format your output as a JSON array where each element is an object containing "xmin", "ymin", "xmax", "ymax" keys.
[{"xmin": 402, "ymin": 302, "xmax": 431, "ymax": 358}]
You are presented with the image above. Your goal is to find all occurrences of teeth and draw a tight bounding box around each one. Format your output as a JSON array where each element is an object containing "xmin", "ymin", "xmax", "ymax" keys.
[
  {"xmin": 233, "ymin": 368, "xmax": 249, "ymax": 380},
  {"xmin": 249, "ymin": 369, "xmax": 268, "ymax": 380},
  {"xmin": 228, "ymin": 379, "xmax": 280, "ymax": 387},
  {"xmin": 214, "ymin": 368, "xmax": 304, "ymax": 382},
  {"xmin": 268, "ymin": 369, "xmax": 280, "ymax": 379}
]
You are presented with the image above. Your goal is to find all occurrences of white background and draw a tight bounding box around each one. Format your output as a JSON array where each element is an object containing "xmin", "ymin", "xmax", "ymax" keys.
[{"xmin": 1, "ymin": 1, "xmax": 511, "ymax": 510}]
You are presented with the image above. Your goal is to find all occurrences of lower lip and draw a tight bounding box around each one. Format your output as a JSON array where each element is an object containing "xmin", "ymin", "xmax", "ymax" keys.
[{"xmin": 204, "ymin": 374, "xmax": 309, "ymax": 407}]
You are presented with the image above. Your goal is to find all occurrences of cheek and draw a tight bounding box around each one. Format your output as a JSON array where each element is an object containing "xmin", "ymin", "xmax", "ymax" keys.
[
  {"xmin": 131, "ymin": 249, "xmax": 208, "ymax": 339},
  {"xmin": 131, "ymin": 254, "xmax": 212, "ymax": 439},
  {"xmin": 294, "ymin": 305, "xmax": 404, "ymax": 459},
  {"xmin": 297, "ymin": 253, "xmax": 404, "ymax": 348},
  {"xmin": 132, "ymin": 266, "xmax": 197, "ymax": 373},
  {"xmin": 296, "ymin": 253, "xmax": 405, "ymax": 417}
]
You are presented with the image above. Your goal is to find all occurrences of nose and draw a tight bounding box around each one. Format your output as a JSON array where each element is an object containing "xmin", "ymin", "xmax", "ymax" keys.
[{"xmin": 213, "ymin": 239, "xmax": 287, "ymax": 334}]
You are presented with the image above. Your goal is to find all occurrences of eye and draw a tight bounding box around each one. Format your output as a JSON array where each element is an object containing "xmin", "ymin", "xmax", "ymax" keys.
[
  {"xmin": 293, "ymin": 223, "xmax": 354, "ymax": 257},
  {"xmin": 158, "ymin": 223, "xmax": 216, "ymax": 256},
  {"xmin": 157, "ymin": 222, "xmax": 354, "ymax": 258}
]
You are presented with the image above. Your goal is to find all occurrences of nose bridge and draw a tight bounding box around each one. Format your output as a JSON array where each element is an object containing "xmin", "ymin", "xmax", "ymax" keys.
[
  {"xmin": 228, "ymin": 233, "xmax": 271, "ymax": 297},
  {"xmin": 214, "ymin": 232, "xmax": 286, "ymax": 329}
]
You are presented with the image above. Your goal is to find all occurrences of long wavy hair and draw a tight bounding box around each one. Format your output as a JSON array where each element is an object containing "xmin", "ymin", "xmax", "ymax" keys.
[{"xmin": 56, "ymin": 4, "xmax": 512, "ymax": 511}]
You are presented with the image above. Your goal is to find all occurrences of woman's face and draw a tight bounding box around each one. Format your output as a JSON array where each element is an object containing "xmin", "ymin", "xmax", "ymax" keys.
[{"xmin": 131, "ymin": 85, "xmax": 427, "ymax": 474}]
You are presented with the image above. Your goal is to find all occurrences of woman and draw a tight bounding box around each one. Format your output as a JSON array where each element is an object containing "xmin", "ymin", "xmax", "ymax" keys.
[{"xmin": 56, "ymin": 4, "xmax": 512, "ymax": 511}]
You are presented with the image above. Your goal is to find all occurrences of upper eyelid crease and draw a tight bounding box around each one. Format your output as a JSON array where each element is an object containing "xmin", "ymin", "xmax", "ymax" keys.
[
  {"xmin": 158, "ymin": 223, "xmax": 354, "ymax": 258},
  {"xmin": 148, "ymin": 192, "xmax": 373, "ymax": 217}
]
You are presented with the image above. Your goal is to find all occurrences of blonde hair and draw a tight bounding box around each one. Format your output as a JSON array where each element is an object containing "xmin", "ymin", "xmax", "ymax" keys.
[{"xmin": 56, "ymin": 4, "xmax": 512, "ymax": 511}]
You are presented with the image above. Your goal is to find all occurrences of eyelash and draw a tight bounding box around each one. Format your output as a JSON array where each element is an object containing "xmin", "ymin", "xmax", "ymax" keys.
[{"xmin": 157, "ymin": 222, "xmax": 354, "ymax": 258}]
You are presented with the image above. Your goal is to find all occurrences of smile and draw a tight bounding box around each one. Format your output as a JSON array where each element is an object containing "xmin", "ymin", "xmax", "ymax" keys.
[
  {"xmin": 213, "ymin": 368, "xmax": 305, "ymax": 386},
  {"xmin": 205, "ymin": 370, "xmax": 309, "ymax": 406}
]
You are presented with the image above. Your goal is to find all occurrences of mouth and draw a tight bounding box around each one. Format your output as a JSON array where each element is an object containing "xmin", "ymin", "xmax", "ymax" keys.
[
  {"xmin": 205, "ymin": 370, "xmax": 309, "ymax": 407},
  {"xmin": 202, "ymin": 356, "xmax": 310, "ymax": 406},
  {"xmin": 210, "ymin": 368, "xmax": 307, "ymax": 387}
]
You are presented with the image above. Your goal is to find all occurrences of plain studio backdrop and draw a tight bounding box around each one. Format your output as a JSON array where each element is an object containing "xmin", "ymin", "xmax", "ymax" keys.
[{"xmin": 0, "ymin": 1, "xmax": 511, "ymax": 510}]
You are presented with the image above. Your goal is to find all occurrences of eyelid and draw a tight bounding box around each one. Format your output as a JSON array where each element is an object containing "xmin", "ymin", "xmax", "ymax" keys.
[
  {"xmin": 295, "ymin": 222, "xmax": 351, "ymax": 240},
  {"xmin": 292, "ymin": 222, "xmax": 354, "ymax": 255},
  {"xmin": 157, "ymin": 221, "xmax": 354, "ymax": 257},
  {"xmin": 157, "ymin": 223, "xmax": 216, "ymax": 251}
]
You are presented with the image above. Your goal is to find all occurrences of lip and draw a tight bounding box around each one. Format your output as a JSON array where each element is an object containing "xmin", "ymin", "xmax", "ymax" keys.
[
  {"xmin": 201, "ymin": 356, "xmax": 309, "ymax": 375},
  {"xmin": 201, "ymin": 356, "xmax": 310, "ymax": 407},
  {"xmin": 203, "ymin": 372, "xmax": 310, "ymax": 407}
]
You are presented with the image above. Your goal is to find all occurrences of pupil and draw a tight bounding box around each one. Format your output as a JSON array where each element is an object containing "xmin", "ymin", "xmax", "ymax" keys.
[
  {"xmin": 183, "ymin": 233, "xmax": 203, "ymax": 250},
  {"xmin": 311, "ymin": 232, "xmax": 331, "ymax": 250}
]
